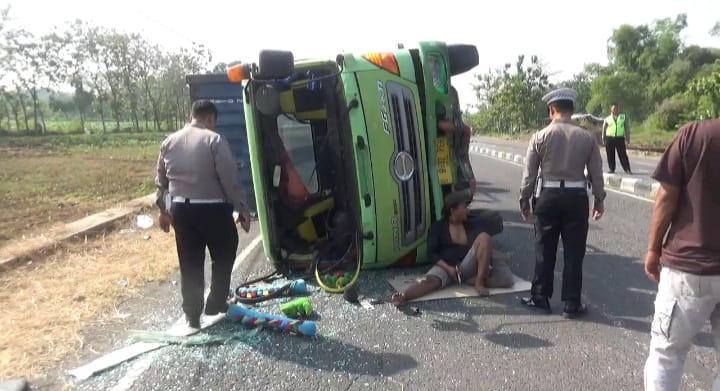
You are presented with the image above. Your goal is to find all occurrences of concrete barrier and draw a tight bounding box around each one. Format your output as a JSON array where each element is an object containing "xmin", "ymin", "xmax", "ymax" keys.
[
  {"xmin": 469, "ymin": 143, "xmax": 658, "ymax": 200},
  {"xmin": 0, "ymin": 194, "xmax": 156, "ymax": 270}
]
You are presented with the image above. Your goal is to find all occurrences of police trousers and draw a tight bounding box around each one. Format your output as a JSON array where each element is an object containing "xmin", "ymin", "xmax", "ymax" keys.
[
  {"xmin": 645, "ymin": 267, "xmax": 720, "ymax": 391},
  {"xmin": 171, "ymin": 202, "xmax": 239, "ymax": 320},
  {"xmin": 605, "ymin": 136, "xmax": 631, "ymax": 173},
  {"xmin": 531, "ymin": 187, "xmax": 589, "ymax": 303}
]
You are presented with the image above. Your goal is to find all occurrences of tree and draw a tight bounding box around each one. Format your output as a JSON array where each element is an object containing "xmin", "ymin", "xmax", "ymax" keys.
[
  {"xmin": 133, "ymin": 38, "xmax": 162, "ymax": 130},
  {"xmin": 0, "ymin": 6, "xmax": 216, "ymax": 134},
  {"xmin": 684, "ymin": 61, "xmax": 720, "ymax": 120},
  {"xmin": 211, "ymin": 60, "xmax": 242, "ymax": 73},
  {"xmin": 608, "ymin": 14, "xmax": 686, "ymax": 78},
  {"xmin": 48, "ymin": 20, "xmax": 95, "ymax": 132},
  {"xmin": 586, "ymin": 70, "xmax": 647, "ymax": 119},
  {"xmin": 590, "ymin": 14, "xmax": 692, "ymax": 125},
  {"xmin": 560, "ymin": 72, "xmax": 592, "ymax": 113},
  {"xmin": 471, "ymin": 54, "xmax": 551, "ymax": 134}
]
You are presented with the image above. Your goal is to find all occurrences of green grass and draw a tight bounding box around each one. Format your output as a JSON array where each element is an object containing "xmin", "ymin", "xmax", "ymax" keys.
[
  {"xmin": 628, "ymin": 124, "xmax": 678, "ymax": 149},
  {"xmin": 474, "ymin": 121, "xmax": 678, "ymax": 150},
  {"xmin": 2, "ymin": 119, "xmax": 182, "ymax": 134},
  {"xmin": 0, "ymin": 132, "xmax": 166, "ymax": 244},
  {"xmin": 0, "ymin": 132, "xmax": 166, "ymax": 159}
]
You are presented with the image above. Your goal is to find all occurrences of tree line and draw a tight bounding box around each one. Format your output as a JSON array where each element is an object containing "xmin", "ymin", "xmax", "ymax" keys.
[
  {"xmin": 468, "ymin": 14, "xmax": 720, "ymax": 136},
  {"xmin": 0, "ymin": 7, "xmax": 215, "ymax": 134}
]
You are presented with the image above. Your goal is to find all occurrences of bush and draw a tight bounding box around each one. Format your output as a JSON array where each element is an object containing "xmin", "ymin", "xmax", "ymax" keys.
[{"xmin": 646, "ymin": 96, "xmax": 692, "ymax": 131}]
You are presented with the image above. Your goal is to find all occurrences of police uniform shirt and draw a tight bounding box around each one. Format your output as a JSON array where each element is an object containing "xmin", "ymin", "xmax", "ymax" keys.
[
  {"xmin": 155, "ymin": 122, "xmax": 248, "ymax": 212},
  {"xmin": 519, "ymin": 119, "xmax": 606, "ymax": 204}
]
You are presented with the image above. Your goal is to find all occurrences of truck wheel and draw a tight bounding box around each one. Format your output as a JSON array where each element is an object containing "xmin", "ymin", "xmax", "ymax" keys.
[{"xmin": 447, "ymin": 44, "xmax": 479, "ymax": 76}]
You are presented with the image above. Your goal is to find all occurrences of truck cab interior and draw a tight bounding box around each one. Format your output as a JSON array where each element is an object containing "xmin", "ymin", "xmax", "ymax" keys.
[{"xmin": 247, "ymin": 58, "xmax": 361, "ymax": 276}]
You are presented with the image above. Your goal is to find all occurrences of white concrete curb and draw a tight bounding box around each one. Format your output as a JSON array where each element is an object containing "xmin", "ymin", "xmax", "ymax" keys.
[{"xmin": 469, "ymin": 142, "xmax": 659, "ymax": 200}]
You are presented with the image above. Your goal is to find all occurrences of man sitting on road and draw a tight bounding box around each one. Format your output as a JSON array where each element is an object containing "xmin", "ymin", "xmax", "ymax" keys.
[{"xmin": 391, "ymin": 191, "xmax": 515, "ymax": 306}]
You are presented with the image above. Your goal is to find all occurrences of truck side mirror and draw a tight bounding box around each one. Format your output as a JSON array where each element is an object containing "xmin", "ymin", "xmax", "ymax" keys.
[
  {"xmin": 258, "ymin": 50, "xmax": 294, "ymax": 79},
  {"xmin": 447, "ymin": 44, "xmax": 479, "ymax": 76}
]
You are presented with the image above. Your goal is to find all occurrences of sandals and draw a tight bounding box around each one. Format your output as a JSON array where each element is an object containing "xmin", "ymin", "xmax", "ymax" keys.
[{"xmin": 390, "ymin": 292, "xmax": 405, "ymax": 307}]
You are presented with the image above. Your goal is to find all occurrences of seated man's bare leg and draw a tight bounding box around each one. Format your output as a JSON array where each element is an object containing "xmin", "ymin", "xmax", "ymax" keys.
[
  {"xmin": 473, "ymin": 233, "xmax": 492, "ymax": 296},
  {"xmin": 391, "ymin": 276, "xmax": 442, "ymax": 307}
]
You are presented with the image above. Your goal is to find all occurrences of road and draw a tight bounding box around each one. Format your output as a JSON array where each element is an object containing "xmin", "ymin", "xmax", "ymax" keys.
[
  {"xmin": 474, "ymin": 136, "xmax": 661, "ymax": 180},
  {"xmin": 68, "ymin": 152, "xmax": 718, "ymax": 391}
]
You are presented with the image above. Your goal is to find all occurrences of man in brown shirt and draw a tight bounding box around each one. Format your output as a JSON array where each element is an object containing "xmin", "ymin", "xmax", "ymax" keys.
[
  {"xmin": 643, "ymin": 118, "xmax": 720, "ymax": 391},
  {"xmin": 156, "ymin": 100, "xmax": 251, "ymax": 334},
  {"xmin": 519, "ymin": 88, "xmax": 606, "ymax": 318}
]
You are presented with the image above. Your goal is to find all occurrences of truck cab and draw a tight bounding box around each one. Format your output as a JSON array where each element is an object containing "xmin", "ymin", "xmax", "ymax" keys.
[{"xmin": 209, "ymin": 42, "xmax": 479, "ymax": 281}]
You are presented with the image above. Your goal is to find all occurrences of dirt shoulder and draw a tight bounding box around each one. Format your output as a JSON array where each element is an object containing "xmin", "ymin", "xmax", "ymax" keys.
[{"xmin": 0, "ymin": 210, "xmax": 178, "ymax": 387}]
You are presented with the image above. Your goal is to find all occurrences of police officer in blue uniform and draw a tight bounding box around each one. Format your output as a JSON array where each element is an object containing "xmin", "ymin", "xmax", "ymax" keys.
[{"xmin": 518, "ymin": 88, "xmax": 606, "ymax": 318}]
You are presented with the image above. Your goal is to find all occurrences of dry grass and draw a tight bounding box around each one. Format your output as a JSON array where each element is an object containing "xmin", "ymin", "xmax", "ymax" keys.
[{"xmin": 0, "ymin": 219, "xmax": 178, "ymax": 381}]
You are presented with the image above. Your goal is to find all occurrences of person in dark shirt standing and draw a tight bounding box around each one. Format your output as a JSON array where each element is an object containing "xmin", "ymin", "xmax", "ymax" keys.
[
  {"xmin": 390, "ymin": 191, "xmax": 514, "ymax": 306},
  {"xmin": 643, "ymin": 118, "xmax": 720, "ymax": 391}
]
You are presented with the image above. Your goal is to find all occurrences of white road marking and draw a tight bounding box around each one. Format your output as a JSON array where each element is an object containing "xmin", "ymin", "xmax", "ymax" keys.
[
  {"xmin": 503, "ymin": 221, "xmax": 534, "ymax": 229},
  {"xmin": 605, "ymin": 187, "xmax": 654, "ymax": 203},
  {"xmin": 627, "ymin": 287, "xmax": 657, "ymax": 295},
  {"xmin": 109, "ymin": 353, "xmax": 159, "ymax": 391},
  {"xmin": 233, "ymin": 235, "xmax": 263, "ymax": 272}
]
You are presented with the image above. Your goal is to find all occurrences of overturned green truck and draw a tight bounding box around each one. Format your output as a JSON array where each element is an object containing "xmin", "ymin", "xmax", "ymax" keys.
[{"xmin": 189, "ymin": 41, "xmax": 490, "ymax": 291}]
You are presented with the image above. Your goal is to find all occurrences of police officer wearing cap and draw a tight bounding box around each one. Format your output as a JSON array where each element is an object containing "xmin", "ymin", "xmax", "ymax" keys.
[
  {"xmin": 156, "ymin": 99, "xmax": 252, "ymax": 333},
  {"xmin": 518, "ymin": 88, "xmax": 606, "ymax": 318}
]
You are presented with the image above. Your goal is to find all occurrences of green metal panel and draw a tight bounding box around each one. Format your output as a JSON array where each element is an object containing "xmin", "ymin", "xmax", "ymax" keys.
[
  {"xmin": 241, "ymin": 83, "xmax": 276, "ymax": 265},
  {"xmin": 354, "ymin": 70, "xmax": 431, "ymax": 267},
  {"xmin": 339, "ymin": 71, "xmax": 378, "ymax": 266},
  {"xmin": 417, "ymin": 41, "xmax": 455, "ymax": 221},
  {"xmin": 395, "ymin": 49, "xmax": 417, "ymax": 82}
]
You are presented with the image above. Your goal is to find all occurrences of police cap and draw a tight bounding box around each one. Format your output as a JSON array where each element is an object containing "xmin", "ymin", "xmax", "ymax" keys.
[{"xmin": 541, "ymin": 87, "xmax": 577, "ymax": 106}]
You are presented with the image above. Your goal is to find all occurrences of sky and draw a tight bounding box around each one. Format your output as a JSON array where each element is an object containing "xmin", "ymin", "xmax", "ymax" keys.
[{"xmin": 4, "ymin": 0, "xmax": 720, "ymax": 109}]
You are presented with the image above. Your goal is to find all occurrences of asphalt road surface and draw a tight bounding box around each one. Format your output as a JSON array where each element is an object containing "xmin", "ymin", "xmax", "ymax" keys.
[
  {"xmin": 67, "ymin": 153, "xmax": 718, "ymax": 391},
  {"xmin": 474, "ymin": 136, "xmax": 661, "ymax": 179}
]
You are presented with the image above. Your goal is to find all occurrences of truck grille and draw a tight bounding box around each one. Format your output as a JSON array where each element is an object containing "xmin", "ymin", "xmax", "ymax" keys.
[{"xmin": 387, "ymin": 82, "xmax": 426, "ymax": 245}]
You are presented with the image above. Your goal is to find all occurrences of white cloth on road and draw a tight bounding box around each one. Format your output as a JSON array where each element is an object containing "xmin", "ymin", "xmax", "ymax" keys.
[{"xmin": 644, "ymin": 267, "xmax": 720, "ymax": 391}]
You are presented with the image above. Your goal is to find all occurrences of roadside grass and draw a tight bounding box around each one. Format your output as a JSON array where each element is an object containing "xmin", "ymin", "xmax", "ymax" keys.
[
  {"xmin": 2, "ymin": 120, "xmax": 179, "ymax": 135},
  {"xmin": 475, "ymin": 124, "xmax": 677, "ymax": 151},
  {"xmin": 629, "ymin": 126, "xmax": 677, "ymax": 149},
  {"xmin": 0, "ymin": 219, "xmax": 178, "ymax": 382},
  {"xmin": 0, "ymin": 133, "xmax": 165, "ymax": 245}
]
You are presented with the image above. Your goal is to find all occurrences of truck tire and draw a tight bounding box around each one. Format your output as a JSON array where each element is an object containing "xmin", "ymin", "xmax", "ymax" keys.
[{"xmin": 447, "ymin": 44, "xmax": 479, "ymax": 76}]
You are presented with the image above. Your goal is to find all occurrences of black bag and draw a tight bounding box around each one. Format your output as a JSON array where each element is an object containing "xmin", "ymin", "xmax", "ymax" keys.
[{"xmin": 467, "ymin": 208, "xmax": 504, "ymax": 237}]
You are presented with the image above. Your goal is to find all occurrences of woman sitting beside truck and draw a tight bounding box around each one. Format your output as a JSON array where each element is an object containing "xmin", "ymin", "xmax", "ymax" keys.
[{"xmin": 391, "ymin": 191, "xmax": 515, "ymax": 307}]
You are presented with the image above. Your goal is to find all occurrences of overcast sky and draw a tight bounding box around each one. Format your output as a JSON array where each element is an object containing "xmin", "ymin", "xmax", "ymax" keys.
[{"xmin": 5, "ymin": 0, "xmax": 720, "ymax": 108}]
